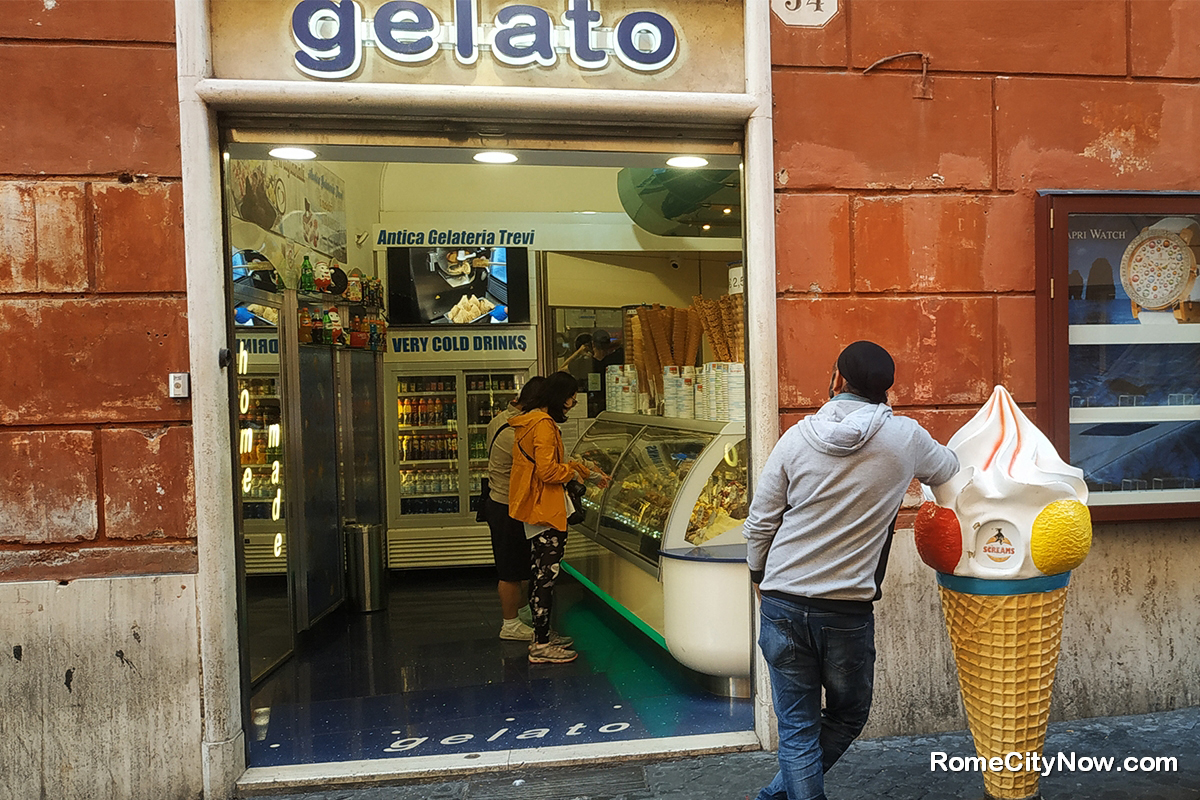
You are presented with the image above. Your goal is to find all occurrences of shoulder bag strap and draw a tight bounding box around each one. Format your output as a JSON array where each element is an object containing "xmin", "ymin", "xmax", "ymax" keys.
[{"xmin": 486, "ymin": 422, "xmax": 510, "ymax": 455}]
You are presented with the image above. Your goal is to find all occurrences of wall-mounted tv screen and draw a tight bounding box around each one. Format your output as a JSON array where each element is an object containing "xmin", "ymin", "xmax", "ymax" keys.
[{"xmin": 387, "ymin": 246, "xmax": 530, "ymax": 326}]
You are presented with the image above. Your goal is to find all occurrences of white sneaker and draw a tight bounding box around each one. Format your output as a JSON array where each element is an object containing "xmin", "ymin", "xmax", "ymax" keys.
[
  {"xmin": 499, "ymin": 618, "xmax": 535, "ymax": 641},
  {"xmin": 528, "ymin": 641, "xmax": 578, "ymax": 664}
]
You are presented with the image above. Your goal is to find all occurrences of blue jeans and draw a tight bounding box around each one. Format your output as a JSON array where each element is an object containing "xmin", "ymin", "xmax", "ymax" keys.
[{"xmin": 755, "ymin": 594, "xmax": 876, "ymax": 800}]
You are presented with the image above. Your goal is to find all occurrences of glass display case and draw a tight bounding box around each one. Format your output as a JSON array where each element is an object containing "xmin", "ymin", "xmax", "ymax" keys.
[
  {"xmin": 565, "ymin": 412, "xmax": 752, "ymax": 687},
  {"xmin": 569, "ymin": 412, "xmax": 748, "ymax": 576}
]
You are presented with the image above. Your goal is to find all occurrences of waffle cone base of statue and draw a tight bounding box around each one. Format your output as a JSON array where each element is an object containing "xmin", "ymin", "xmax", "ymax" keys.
[{"xmin": 939, "ymin": 582, "xmax": 1067, "ymax": 800}]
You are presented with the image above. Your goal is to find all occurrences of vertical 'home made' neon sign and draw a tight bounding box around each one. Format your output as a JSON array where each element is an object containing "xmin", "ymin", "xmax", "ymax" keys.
[{"xmin": 291, "ymin": 0, "xmax": 679, "ymax": 78}]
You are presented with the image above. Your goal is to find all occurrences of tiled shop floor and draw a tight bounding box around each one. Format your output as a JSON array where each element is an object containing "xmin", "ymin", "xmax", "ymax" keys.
[{"xmin": 247, "ymin": 568, "xmax": 753, "ymax": 766}]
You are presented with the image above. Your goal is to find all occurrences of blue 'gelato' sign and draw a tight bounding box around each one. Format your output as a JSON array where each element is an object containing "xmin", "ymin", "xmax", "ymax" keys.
[{"xmin": 291, "ymin": 0, "xmax": 678, "ymax": 78}]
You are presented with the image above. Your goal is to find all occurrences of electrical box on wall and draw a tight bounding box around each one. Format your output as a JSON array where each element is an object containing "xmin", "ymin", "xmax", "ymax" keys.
[{"xmin": 169, "ymin": 373, "xmax": 190, "ymax": 398}]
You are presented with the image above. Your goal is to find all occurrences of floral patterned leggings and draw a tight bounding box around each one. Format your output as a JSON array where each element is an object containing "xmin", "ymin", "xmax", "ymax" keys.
[{"xmin": 529, "ymin": 528, "xmax": 567, "ymax": 645}]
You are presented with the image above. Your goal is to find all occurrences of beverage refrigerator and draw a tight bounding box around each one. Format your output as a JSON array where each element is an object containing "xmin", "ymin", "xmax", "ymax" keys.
[
  {"xmin": 385, "ymin": 360, "xmax": 536, "ymax": 567},
  {"xmin": 232, "ymin": 282, "xmax": 389, "ymax": 685}
]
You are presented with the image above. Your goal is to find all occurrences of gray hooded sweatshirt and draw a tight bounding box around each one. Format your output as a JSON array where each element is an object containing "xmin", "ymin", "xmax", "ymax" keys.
[{"xmin": 744, "ymin": 395, "xmax": 958, "ymax": 607}]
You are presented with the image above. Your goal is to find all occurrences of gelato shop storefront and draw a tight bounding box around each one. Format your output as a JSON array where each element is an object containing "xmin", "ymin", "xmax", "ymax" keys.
[{"xmin": 180, "ymin": 0, "xmax": 778, "ymax": 791}]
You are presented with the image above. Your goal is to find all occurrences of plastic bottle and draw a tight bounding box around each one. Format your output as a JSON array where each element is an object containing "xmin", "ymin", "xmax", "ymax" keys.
[
  {"xmin": 300, "ymin": 255, "xmax": 316, "ymax": 293},
  {"xmin": 310, "ymin": 309, "xmax": 323, "ymax": 344}
]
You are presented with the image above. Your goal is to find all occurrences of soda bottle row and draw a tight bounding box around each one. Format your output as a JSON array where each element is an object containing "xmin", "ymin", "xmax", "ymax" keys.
[
  {"xmin": 398, "ymin": 396, "xmax": 457, "ymax": 427},
  {"xmin": 398, "ymin": 470, "xmax": 459, "ymax": 496},
  {"xmin": 470, "ymin": 400, "xmax": 508, "ymax": 426},
  {"xmin": 401, "ymin": 497, "xmax": 459, "ymax": 515},
  {"xmin": 241, "ymin": 471, "xmax": 284, "ymax": 500},
  {"xmin": 400, "ymin": 376, "xmax": 455, "ymax": 393},
  {"xmin": 238, "ymin": 405, "xmax": 279, "ymax": 428},
  {"xmin": 243, "ymin": 499, "xmax": 285, "ymax": 520},
  {"xmin": 399, "ymin": 433, "xmax": 459, "ymax": 461},
  {"xmin": 347, "ymin": 314, "xmax": 388, "ymax": 351},
  {"xmin": 239, "ymin": 427, "xmax": 283, "ymax": 465},
  {"xmin": 240, "ymin": 378, "xmax": 276, "ymax": 397},
  {"xmin": 358, "ymin": 274, "xmax": 385, "ymax": 308},
  {"xmin": 467, "ymin": 375, "xmax": 516, "ymax": 391},
  {"xmin": 467, "ymin": 433, "xmax": 490, "ymax": 460},
  {"xmin": 298, "ymin": 306, "xmax": 344, "ymax": 346}
]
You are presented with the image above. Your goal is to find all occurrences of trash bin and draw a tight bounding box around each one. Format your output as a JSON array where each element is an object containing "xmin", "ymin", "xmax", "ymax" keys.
[{"xmin": 344, "ymin": 522, "xmax": 387, "ymax": 612}]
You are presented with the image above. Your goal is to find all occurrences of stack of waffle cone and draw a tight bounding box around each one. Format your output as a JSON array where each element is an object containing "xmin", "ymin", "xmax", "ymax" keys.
[{"xmin": 939, "ymin": 584, "xmax": 1068, "ymax": 800}]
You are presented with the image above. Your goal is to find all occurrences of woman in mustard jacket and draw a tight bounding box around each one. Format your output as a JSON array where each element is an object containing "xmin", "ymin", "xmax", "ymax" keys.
[{"xmin": 508, "ymin": 371, "xmax": 590, "ymax": 664}]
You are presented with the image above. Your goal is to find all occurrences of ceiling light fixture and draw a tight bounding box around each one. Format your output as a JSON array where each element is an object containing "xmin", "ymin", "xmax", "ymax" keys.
[
  {"xmin": 473, "ymin": 151, "xmax": 518, "ymax": 164},
  {"xmin": 666, "ymin": 155, "xmax": 709, "ymax": 168},
  {"xmin": 702, "ymin": 224, "xmax": 712, "ymax": 231},
  {"xmin": 269, "ymin": 146, "xmax": 316, "ymax": 160},
  {"xmin": 723, "ymin": 207, "xmax": 733, "ymax": 215}
]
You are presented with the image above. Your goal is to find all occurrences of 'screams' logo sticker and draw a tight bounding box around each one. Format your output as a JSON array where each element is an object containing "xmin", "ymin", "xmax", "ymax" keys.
[{"xmin": 982, "ymin": 529, "xmax": 1016, "ymax": 563}]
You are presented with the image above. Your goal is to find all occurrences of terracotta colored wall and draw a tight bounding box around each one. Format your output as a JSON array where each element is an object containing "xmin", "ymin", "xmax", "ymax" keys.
[
  {"xmin": 0, "ymin": 0, "xmax": 195, "ymax": 580},
  {"xmin": 771, "ymin": 0, "xmax": 1200, "ymax": 444},
  {"xmin": 771, "ymin": 0, "xmax": 1200, "ymax": 732}
]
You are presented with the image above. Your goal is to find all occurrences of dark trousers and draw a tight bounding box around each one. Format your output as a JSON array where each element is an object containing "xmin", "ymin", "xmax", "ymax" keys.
[{"xmin": 528, "ymin": 528, "xmax": 566, "ymax": 645}]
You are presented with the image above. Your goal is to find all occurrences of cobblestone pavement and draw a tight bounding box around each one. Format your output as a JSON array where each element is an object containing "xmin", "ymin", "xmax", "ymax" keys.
[{"xmin": 244, "ymin": 707, "xmax": 1199, "ymax": 800}]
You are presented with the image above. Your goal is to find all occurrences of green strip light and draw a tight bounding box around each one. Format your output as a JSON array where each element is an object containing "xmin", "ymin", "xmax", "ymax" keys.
[{"xmin": 561, "ymin": 561, "xmax": 668, "ymax": 651}]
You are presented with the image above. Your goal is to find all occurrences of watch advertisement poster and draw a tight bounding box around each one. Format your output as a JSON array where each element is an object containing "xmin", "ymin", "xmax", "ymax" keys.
[{"xmin": 1065, "ymin": 213, "xmax": 1199, "ymax": 506}]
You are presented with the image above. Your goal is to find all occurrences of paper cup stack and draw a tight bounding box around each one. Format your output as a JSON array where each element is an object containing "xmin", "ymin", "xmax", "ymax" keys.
[
  {"xmin": 727, "ymin": 362, "xmax": 746, "ymax": 422},
  {"xmin": 605, "ymin": 365, "xmax": 639, "ymax": 414},
  {"xmin": 662, "ymin": 366, "xmax": 695, "ymax": 418},
  {"xmin": 694, "ymin": 371, "xmax": 709, "ymax": 420}
]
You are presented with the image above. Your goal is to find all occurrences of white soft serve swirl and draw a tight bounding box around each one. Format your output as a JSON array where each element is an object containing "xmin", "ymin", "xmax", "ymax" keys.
[{"xmin": 928, "ymin": 385, "xmax": 1087, "ymax": 579}]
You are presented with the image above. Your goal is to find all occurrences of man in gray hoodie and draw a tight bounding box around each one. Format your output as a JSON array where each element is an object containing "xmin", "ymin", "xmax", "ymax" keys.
[{"xmin": 745, "ymin": 341, "xmax": 958, "ymax": 800}]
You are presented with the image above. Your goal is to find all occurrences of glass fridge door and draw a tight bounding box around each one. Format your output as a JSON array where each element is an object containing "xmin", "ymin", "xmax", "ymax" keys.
[
  {"xmin": 233, "ymin": 327, "xmax": 294, "ymax": 685},
  {"xmin": 596, "ymin": 426, "xmax": 716, "ymax": 568},
  {"xmin": 463, "ymin": 371, "xmax": 522, "ymax": 516},
  {"xmin": 395, "ymin": 373, "xmax": 461, "ymax": 517},
  {"xmin": 236, "ymin": 370, "xmax": 286, "ymax": 546}
]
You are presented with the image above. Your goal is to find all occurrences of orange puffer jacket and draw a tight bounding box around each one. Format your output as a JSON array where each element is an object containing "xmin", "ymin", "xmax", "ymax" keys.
[{"xmin": 507, "ymin": 409, "xmax": 586, "ymax": 531}]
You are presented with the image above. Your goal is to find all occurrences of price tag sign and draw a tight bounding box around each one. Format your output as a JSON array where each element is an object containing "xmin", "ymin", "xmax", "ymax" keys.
[
  {"xmin": 772, "ymin": 0, "xmax": 839, "ymax": 28},
  {"xmin": 728, "ymin": 265, "xmax": 745, "ymax": 294}
]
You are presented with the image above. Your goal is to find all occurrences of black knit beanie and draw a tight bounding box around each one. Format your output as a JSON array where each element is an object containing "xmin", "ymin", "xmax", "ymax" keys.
[{"xmin": 836, "ymin": 341, "xmax": 895, "ymax": 404}]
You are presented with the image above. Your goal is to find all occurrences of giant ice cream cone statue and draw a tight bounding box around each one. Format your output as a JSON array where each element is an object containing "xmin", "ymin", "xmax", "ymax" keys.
[{"xmin": 915, "ymin": 386, "xmax": 1092, "ymax": 800}]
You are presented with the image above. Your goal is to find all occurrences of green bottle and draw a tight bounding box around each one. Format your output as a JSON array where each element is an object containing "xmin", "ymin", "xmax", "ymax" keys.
[{"xmin": 300, "ymin": 255, "xmax": 316, "ymax": 293}]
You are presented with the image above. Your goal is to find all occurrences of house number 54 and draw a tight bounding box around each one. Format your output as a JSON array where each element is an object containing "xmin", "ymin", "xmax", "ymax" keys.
[{"xmin": 772, "ymin": 0, "xmax": 838, "ymax": 28}]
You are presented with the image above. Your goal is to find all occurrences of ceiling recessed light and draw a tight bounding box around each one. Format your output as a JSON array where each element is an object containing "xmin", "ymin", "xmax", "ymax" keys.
[
  {"xmin": 474, "ymin": 151, "xmax": 518, "ymax": 164},
  {"xmin": 666, "ymin": 156, "xmax": 708, "ymax": 168},
  {"xmin": 702, "ymin": 224, "xmax": 712, "ymax": 231},
  {"xmin": 577, "ymin": 210, "xmax": 598, "ymax": 215},
  {"xmin": 268, "ymin": 146, "xmax": 316, "ymax": 160},
  {"xmin": 723, "ymin": 207, "xmax": 733, "ymax": 214}
]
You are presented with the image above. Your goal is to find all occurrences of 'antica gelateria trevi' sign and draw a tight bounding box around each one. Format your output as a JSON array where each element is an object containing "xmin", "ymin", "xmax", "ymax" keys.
[{"xmin": 292, "ymin": 0, "xmax": 679, "ymax": 77}]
